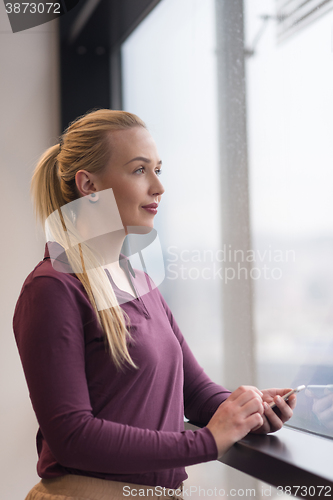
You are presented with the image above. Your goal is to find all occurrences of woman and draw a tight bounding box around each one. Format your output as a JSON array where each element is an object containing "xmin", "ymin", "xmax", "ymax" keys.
[{"xmin": 13, "ymin": 109, "xmax": 296, "ymax": 500}]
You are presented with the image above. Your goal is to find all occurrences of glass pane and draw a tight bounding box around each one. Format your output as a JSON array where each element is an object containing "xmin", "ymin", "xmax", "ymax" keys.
[
  {"xmin": 122, "ymin": 0, "xmax": 223, "ymax": 383},
  {"xmin": 245, "ymin": 0, "xmax": 333, "ymax": 437}
]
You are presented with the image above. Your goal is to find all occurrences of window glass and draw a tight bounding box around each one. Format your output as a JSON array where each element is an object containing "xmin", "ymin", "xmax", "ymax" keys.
[
  {"xmin": 121, "ymin": 0, "xmax": 333, "ymax": 494},
  {"xmin": 122, "ymin": 0, "xmax": 223, "ymax": 384},
  {"xmin": 121, "ymin": 0, "xmax": 333, "ymax": 464},
  {"xmin": 245, "ymin": 0, "xmax": 333, "ymax": 437}
]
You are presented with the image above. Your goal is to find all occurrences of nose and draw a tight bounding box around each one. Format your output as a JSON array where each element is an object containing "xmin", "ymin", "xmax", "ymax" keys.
[{"xmin": 149, "ymin": 172, "xmax": 165, "ymax": 198}]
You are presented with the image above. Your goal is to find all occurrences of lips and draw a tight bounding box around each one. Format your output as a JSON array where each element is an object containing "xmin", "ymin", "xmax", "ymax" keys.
[
  {"xmin": 142, "ymin": 203, "xmax": 158, "ymax": 208},
  {"xmin": 142, "ymin": 202, "xmax": 158, "ymax": 215}
]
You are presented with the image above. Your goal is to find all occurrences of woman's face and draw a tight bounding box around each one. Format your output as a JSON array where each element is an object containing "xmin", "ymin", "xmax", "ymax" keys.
[{"xmin": 90, "ymin": 126, "xmax": 165, "ymax": 230}]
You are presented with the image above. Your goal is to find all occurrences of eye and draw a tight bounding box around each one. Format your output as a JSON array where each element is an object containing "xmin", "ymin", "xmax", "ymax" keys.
[
  {"xmin": 134, "ymin": 166, "xmax": 163, "ymax": 176},
  {"xmin": 134, "ymin": 167, "xmax": 145, "ymax": 174}
]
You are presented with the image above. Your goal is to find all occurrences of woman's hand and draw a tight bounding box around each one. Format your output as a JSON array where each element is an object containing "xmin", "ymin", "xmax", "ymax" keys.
[
  {"xmin": 206, "ymin": 385, "xmax": 264, "ymax": 459},
  {"xmin": 250, "ymin": 388, "xmax": 296, "ymax": 434}
]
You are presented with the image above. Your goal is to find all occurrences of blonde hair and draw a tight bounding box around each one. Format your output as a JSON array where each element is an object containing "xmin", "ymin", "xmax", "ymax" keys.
[{"xmin": 31, "ymin": 108, "xmax": 147, "ymax": 370}]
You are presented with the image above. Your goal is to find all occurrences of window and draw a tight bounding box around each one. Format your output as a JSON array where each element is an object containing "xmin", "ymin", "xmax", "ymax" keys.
[
  {"xmin": 122, "ymin": 0, "xmax": 223, "ymax": 384},
  {"xmin": 120, "ymin": 0, "xmax": 333, "ymax": 494},
  {"xmin": 245, "ymin": 0, "xmax": 333, "ymax": 438}
]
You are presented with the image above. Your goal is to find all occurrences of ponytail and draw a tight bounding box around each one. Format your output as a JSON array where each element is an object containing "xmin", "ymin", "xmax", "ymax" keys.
[{"xmin": 30, "ymin": 144, "xmax": 67, "ymax": 223}]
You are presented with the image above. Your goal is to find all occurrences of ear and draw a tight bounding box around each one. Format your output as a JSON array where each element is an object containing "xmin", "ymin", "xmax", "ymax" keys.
[{"xmin": 75, "ymin": 170, "xmax": 97, "ymax": 197}]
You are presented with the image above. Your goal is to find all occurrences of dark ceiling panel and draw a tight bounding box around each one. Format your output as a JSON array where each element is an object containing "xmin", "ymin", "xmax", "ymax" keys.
[
  {"xmin": 60, "ymin": 0, "xmax": 161, "ymax": 48},
  {"xmin": 110, "ymin": 0, "xmax": 161, "ymax": 47},
  {"xmin": 60, "ymin": 0, "xmax": 162, "ymax": 130}
]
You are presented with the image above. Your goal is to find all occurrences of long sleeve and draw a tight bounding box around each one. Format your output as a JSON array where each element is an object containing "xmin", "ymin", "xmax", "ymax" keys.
[
  {"xmin": 158, "ymin": 293, "xmax": 232, "ymax": 424},
  {"xmin": 13, "ymin": 265, "xmax": 218, "ymax": 487}
]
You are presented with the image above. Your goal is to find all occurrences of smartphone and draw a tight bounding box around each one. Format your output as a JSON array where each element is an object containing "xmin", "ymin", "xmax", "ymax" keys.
[
  {"xmin": 269, "ymin": 385, "xmax": 306, "ymax": 409},
  {"xmin": 306, "ymin": 385, "xmax": 333, "ymax": 398}
]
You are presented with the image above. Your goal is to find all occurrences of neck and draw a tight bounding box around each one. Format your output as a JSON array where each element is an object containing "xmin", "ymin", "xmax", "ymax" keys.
[{"xmin": 85, "ymin": 229, "xmax": 127, "ymax": 271}]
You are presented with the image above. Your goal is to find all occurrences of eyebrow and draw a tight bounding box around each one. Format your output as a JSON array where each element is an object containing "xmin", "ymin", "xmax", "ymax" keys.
[{"xmin": 123, "ymin": 156, "xmax": 162, "ymax": 166}]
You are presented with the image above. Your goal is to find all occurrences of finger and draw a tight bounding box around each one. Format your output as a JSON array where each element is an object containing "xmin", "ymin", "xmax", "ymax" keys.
[
  {"xmin": 245, "ymin": 385, "xmax": 264, "ymax": 398},
  {"xmin": 270, "ymin": 392, "xmax": 296, "ymax": 410},
  {"xmin": 251, "ymin": 414, "xmax": 270, "ymax": 433},
  {"xmin": 232, "ymin": 386, "xmax": 263, "ymax": 400},
  {"xmin": 262, "ymin": 388, "xmax": 293, "ymax": 398},
  {"xmin": 263, "ymin": 402, "xmax": 283, "ymax": 431},
  {"xmin": 287, "ymin": 393, "xmax": 297, "ymax": 410},
  {"xmin": 242, "ymin": 397, "xmax": 265, "ymax": 417},
  {"xmin": 273, "ymin": 395, "xmax": 293, "ymax": 422},
  {"xmin": 281, "ymin": 388, "xmax": 294, "ymax": 396},
  {"xmin": 247, "ymin": 385, "xmax": 264, "ymax": 396},
  {"xmin": 235, "ymin": 388, "xmax": 264, "ymax": 408},
  {"xmin": 247, "ymin": 412, "xmax": 264, "ymax": 432},
  {"xmin": 262, "ymin": 388, "xmax": 295, "ymax": 408}
]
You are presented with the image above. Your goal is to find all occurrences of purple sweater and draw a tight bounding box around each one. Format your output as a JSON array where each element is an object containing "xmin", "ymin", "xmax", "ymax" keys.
[{"xmin": 13, "ymin": 243, "xmax": 231, "ymax": 489}]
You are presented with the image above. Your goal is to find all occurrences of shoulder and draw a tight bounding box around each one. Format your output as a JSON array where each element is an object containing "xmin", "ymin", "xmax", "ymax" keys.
[
  {"xmin": 13, "ymin": 256, "xmax": 90, "ymax": 327},
  {"xmin": 13, "ymin": 256, "xmax": 97, "ymax": 350},
  {"xmin": 20, "ymin": 258, "xmax": 83, "ymax": 300}
]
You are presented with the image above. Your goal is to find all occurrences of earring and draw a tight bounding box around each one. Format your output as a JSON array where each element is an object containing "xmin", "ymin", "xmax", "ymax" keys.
[{"xmin": 88, "ymin": 192, "xmax": 99, "ymax": 203}]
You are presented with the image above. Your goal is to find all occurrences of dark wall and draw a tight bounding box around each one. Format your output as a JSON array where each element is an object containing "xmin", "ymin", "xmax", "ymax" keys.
[{"xmin": 60, "ymin": 0, "xmax": 161, "ymax": 131}]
